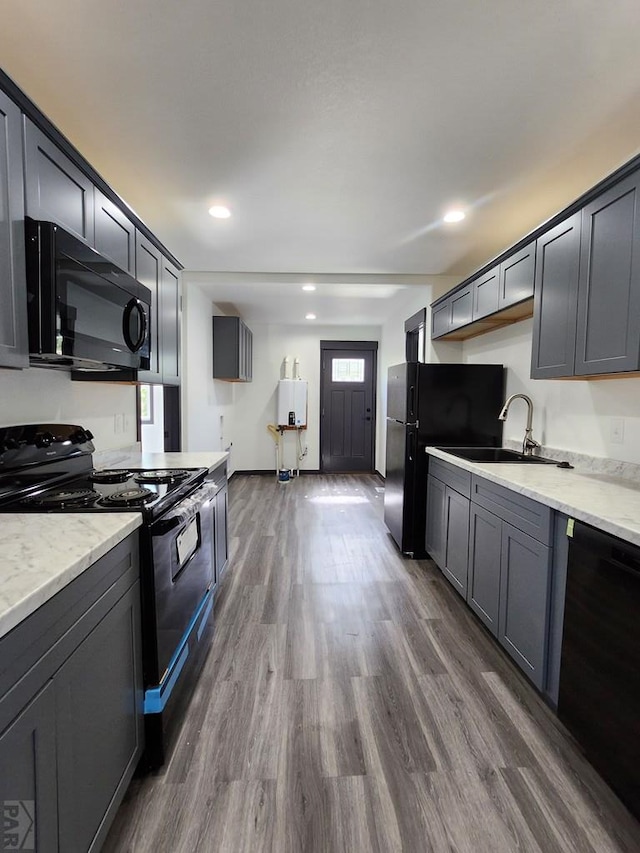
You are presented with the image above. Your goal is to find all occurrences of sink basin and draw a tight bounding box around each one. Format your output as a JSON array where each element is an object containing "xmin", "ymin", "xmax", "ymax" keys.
[{"xmin": 439, "ymin": 447, "xmax": 557, "ymax": 464}]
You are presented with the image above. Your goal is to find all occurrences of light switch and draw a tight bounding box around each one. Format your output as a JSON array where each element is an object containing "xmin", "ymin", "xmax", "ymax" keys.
[{"xmin": 610, "ymin": 417, "xmax": 624, "ymax": 445}]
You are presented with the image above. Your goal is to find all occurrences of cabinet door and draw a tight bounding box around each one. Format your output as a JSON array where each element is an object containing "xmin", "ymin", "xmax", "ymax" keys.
[
  {"xmin": 160, "ymin": 257, "xmax": 181, "ymax": 385},
  {"xmin": 0, "ymin": 90, "xmax": 28, "ymax": 368},
  {"xmin": 467, "ymin": 503, "xmax": 502, "ymax": 634},
  {"xmin": 136, "ymin": 232, "xmax": 162, "ymax": 383},
  {"xmin": 24, "ymin": 118, "xmax": 94, "ymax": 243},
  {"xmin": 431, "ymin": 300, "xmax": 451, "ymax": 338},
  {"xmin": 94, "ymin": 188, "xmax": 135, "ymax": 274},
  {"xmin": 449, "ymin": 286, "xmax": 473, "ymax": 331},
  {"xmin": 215, "ymin": 484, "xmax": 229, "ymax": 580},
  {"xmin": 245, "ymin": 324, "xmax": 253, "ymax": 382},
  {"xmin": 472, "ymin": 267, "xmax": 499, "ymax": 319},
  {"xmin": 0, "ymin": 682, "xmax": 58, "ymax": 852},
  {"xmin": 499, "ymin": 242, "xmax": 535, "ymax": 309},
  {"xmin": 498, "ymin": 523, "xmax": 551, "ymax": 690},
  {"xmin": 442, "ymin": 486, "xmax": 470, "ymax": 597},
  {"xmin": 531, "ymin": 213, "xmax": 581, "ymax": 378},
  {"xmin": 574, "ymin": 173, "xmax": 640, "ymax": 376},
  {"xmin": 56, "ymin": 581, "xmax": 143, "ymax": 853},
  {"xmin": 425, "ymin": 474, "xmax": 446, "ymax": 569}
]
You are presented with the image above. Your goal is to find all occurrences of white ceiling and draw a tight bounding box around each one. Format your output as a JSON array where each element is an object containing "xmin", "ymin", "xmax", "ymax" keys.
[{"xmin": 2, "ymin": 1, "xmax": 640, "ymax": 324}]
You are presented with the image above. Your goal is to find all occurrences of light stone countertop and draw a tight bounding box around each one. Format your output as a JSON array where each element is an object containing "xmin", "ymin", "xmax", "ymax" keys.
[
  {"xmin": 427, "ymin": 447, "xmax": 640, "ymax": 547},
  {"xmin": 0, "ymin": 513, "xmax": 142, "ymax": 640},
  {"xmin": 95, "ymin": 450, "xmax": 229, "ymax": 473}
]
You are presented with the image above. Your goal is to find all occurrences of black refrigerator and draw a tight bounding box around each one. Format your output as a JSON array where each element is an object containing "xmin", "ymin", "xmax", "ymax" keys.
[{"xmin": 384, "ymin": 363, "xmax": 505, "ymax": 556}]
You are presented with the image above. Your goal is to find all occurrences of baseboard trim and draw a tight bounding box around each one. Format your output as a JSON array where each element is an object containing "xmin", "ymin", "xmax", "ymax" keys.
[
  {"xmin": 232, "ymin": 469, "xmax": 322, "ymax": 477},
  {"xmin": 375, "ymin": 470, "xmax": 385, "ymax": 481}
]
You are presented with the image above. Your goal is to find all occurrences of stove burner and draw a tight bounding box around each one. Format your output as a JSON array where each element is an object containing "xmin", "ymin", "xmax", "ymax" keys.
[
  {"xmin": 23, "ymin": 488, "xmax": 99, "ymax": 508},
  {"xmin": 99, "ymin": 487, "xmax": 156, "ymax": 507},
  {"xmin": 89, "ymin": 469, "xmax": 132, "ymax": 484},
  {"xmin": 134, "ymin": 469, "xmax": 190, "ymax": 485}
]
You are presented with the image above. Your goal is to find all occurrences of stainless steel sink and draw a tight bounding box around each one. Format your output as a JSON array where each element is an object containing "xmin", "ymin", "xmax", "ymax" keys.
[{"xmin": 439, "ymin": 447, "xmax": 558, "ymax": 464}]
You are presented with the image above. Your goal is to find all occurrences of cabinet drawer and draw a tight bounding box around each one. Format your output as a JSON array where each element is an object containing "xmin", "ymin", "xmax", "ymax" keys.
[
  {"xmin": 470, "ymin": 475, "xmax": 552, "ymax": 544},
  {"xmin": 429, "ymin": 456, "xmax": 471, "ymax": 498}
]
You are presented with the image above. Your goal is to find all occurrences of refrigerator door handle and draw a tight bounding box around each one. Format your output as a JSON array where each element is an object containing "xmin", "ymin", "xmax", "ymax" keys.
[
  {"xmin": 408, "ymin": 385, "xmax": 415, "ymax": 419},
  {"xmin": 408, "ymin": 430, "xmax": 416, "ymax": 462}
]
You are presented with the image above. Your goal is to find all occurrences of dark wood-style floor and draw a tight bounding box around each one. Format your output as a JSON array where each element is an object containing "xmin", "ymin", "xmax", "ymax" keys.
[{"xmin": 104, "ymin": 474, "xmax": 640, "ymax": 853}]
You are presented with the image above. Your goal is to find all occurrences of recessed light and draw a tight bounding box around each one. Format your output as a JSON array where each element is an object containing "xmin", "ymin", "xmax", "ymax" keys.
[
  {"xmin": 208, "ymin": 205, "xmax": 231, "ymax": 219},
  {"xmin": 302, "ymin": 284, "xmax": 316, "ymax": 292},
  {"xmin": 444, "ymin": 209, "xmax": 465, "ymax": 223},
  {"xmin": 305, "ymin": 313, "xmax": 316, "ymax": 320}
]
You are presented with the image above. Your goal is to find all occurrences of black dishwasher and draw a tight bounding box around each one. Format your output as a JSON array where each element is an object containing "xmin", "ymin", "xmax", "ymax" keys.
[{"xmin": 558, "ymin": 520, "xmax": 640, "ymax": 819}]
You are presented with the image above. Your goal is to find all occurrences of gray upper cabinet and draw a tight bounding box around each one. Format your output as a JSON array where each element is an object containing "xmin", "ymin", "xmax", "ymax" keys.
[
  {"xmin": 449, "ymin": 285, "xmax": 473, "ymax": 331},
  {"xmin": 574, "ymin": 172, "xmax": 640, "ymax": 376},
  {"xmin": 530, "ymin": 212, "xmax": 581, "ymax": 379},
  {"xmin": 0, "ymin": 90, "xmax": 28, "ymax": 368},
  {"xmin": 499, "ymin": 241, "xmax": 535, "ymax": 309},
  {"xmin": 472, "ymin": 266, "xmax": 499, "ymax": 319},
  {"xmin": 136, "ymin": 235, "xmax": 181, "ymax": 385},
  {"xmin": 24, "ymin": 118, "xmax": 94, "ymax": 243},
  {"xmin": 431, "ymin": 299, "xmax": 451, "ymax": 338},
  {"xmin": 212, "ymin": 315, "xmax": 253, "ymax": 382},
  {"xmin": 160, "ymin": 258, "xmax": 181, "ymax": 385},
  {"xmin": 94, "ymin": 188, "xmax": 136, "ymax": 274},
  {"xmin": 136, "ymin": 232, "xmax": 162, "ymax": 383}
]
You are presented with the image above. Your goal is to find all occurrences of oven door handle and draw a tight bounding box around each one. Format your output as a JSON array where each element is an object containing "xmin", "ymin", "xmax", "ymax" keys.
[{"xmin": 150, "ymin": 481, "xmax": 218, "ymax": 535}]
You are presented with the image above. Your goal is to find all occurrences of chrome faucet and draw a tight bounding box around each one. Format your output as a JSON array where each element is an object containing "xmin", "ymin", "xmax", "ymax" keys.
[{"xmin": 498, "ymin": 393, "xmax": 541, "ymax": 456}]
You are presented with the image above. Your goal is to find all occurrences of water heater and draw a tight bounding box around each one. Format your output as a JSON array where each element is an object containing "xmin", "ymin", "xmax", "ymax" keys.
[{"xmin": 277, "ymin": 380, "xmax": 308, "ymax": 427}]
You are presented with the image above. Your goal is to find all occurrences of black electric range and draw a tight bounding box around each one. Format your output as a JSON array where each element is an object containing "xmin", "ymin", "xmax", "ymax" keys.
[{"xmin": 0, "ymin": 423, "xmax": 217, "ymax": 769}]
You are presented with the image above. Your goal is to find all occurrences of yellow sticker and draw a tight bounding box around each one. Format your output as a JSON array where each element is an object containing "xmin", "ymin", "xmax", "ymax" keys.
[{"xmin": 566, "ymin": 518, "xmax": 575, "ymax": 538}]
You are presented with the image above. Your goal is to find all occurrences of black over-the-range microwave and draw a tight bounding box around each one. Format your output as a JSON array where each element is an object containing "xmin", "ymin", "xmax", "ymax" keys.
[{"xmin": 25, "ymin": 217, "xmax": 151, "ymax": 372}]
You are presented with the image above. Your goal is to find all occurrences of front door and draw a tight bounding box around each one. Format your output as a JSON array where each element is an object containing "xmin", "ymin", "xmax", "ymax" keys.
[{"xmin": 320, "ymin": 341, "xmax": 377, "ymax": 472}]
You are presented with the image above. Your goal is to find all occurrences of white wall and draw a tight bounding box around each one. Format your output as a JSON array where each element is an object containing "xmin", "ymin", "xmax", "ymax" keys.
[
  {"xmin": 463, "ymin": 318, "xmax": 640, "ymax": 463},
  {"xmin": 181, "ymin": 284, "xmax": 236, "ymax": 468},
  {"xmin": 231, "ymin": 323, "xmax": 381, "ymax": 471},
  {"xmin": 0, "ymin": 366, "xmax": 137, "ymax": 449}
]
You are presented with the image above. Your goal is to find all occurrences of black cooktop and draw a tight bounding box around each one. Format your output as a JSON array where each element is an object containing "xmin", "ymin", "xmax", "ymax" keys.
[{"xmin": 3, "ymin": 467, "xmax": 207, "ymax": 519}]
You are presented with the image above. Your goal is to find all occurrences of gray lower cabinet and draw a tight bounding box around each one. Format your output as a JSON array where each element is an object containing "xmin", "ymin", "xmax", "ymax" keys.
[
  {"xmin": 498, "ymin": 522, "xmax": 551, "ymax": 688},
  {"xmin": 425, "ymin": 461, "xmax": 470, "ymax": 598},
  {"xmin": 56, "ymin": 580, "xmax": 142, "ymax": 853},
  {"xmin": 442, "ymin": 486, "xmax": 470, "ymax": 597},
  {"xmin": 425, "ymin": 474, "xmax": 446, "ymax": 569},
  {"xmin": 574, "ymin": 172, "xmax": 640, "ymax": 376},
  {"xmin": 467, "ymin": 502, "xmax": 502, "ymax": 632},
  {"xmin": 427, "ymin": 458, "xmax": 554, "ymax": 691},
  {"xmin": 0, "ymin": 683, "xmax": 58, "ymax": 852},
  {"xmin": 24, "ymin": 118, "xmax": 95, "ymax": 244},
  {"xmin": 530, "ymin": 212, "xmax": 581, "ymax": 379},
  {"xmin": 0, "ymin": 89, "xmax": 28, "ymax": 368},
  {"xmin": 0, "ymin": 534, "xmax": 143, "ymax": 852}
]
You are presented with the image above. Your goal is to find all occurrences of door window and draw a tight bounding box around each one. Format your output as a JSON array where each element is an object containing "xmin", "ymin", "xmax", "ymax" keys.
[{"xmin": 331, "ymin": 358, "xmax": 365, "ymax": 383}]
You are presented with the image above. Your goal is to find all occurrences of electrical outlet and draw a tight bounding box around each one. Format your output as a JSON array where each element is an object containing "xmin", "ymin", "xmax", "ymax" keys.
[
  {"xmin": 610, "ymin": 417, "xmax": 624, "ymax": 445},
  {"xmin": 114, "ymin": 413, "xmax": 123, "ymax": 434}
]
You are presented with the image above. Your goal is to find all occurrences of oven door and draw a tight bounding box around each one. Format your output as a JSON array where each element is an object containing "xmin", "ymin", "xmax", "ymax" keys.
[{"xmin": 148, "ymin": 482, "xmax": 215, "ymax": 680}]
